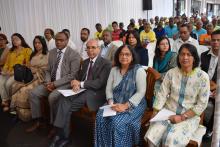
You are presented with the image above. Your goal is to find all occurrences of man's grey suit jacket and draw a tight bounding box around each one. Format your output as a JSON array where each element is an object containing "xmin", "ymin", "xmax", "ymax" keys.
[{"xmin": 45, "ymin": 47, "xmax": 81, "ymax": 88}]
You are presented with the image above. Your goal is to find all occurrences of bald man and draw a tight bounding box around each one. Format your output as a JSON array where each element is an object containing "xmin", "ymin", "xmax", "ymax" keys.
[{"xmin": 49, "ymin": 39, "xmax": 112, "ymax": 146}]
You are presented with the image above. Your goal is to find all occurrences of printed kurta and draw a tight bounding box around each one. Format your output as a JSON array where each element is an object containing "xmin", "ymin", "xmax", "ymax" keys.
[{"xmin": 145, "ymin": 67, "xmax": 210, "ymax": 147}]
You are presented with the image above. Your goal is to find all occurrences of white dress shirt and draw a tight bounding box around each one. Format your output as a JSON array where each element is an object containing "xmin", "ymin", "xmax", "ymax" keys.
[
  {"xmin": 79, "ymin": 41, "xmax": 88, "ymax": 60},
  {"xmin": 80, "ymin": 55, "xmax": 98, "ymax": 88},
  {"xmin": 55, "ymin": 47, "xmax": 67, "ymax": 80},
  {"xmin": 208, "ymin": 49, "xmax": 218, "ymax": 80},
  {"xmin": 172, "ymin": 37, "xmax": 199, "ymax": 53},
  {"xmin": 100, "ymin": 43, "xmax": 111, "ymax": 57},
  {"xmin": 46, "ymin": 38, "xmax": 56, "ymax": 51}
]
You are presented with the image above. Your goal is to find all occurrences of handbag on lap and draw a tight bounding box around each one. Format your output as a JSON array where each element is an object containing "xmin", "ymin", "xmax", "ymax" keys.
[{"xmin": 13, "ymin": 64, "xmax": 33, "ymax": 84}]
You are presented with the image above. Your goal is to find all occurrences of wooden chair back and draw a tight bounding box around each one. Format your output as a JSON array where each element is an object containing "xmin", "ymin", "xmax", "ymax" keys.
[{"xmin": 145, "ymin": 67, "xmax": 161, "ymax": 109}]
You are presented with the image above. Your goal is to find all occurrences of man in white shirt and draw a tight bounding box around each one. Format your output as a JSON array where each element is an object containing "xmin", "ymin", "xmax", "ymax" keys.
[
  {"xmin": 201, "ymin": 29, "xmax": 220, "ymax": 139},
  {"xmin": 78, "ymin": 28, "xmax": 90, "ymax": 60},
  {"xmin": 100, "ymin": 29, "xmax": 118, "ymax": 62},
  {"xmin": 44, "ymin": 28, "xmax": 56, "ymax": 50},
  {"xmin": 62, "ymin": 29, "xmax": 77, "ymax": 50},
  {"xmin": 173, "ymin": 24, "xmax": 199, "ymax": 53}
]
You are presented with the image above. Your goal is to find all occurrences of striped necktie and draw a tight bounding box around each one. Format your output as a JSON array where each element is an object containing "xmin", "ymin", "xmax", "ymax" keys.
[{"xmin": 51, "ymin": 50, "xmax": 62, "ymax": 81}]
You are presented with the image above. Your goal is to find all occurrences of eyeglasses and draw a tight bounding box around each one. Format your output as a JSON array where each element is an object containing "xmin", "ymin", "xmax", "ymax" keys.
[
  {"xmin": 159, "ymin": 42, "xmax": 169, "ymax": 46},
  {"xmin": 119, "ymin": 53, "xmax": 131, "ymax": 57},
  {"xmin": 86, "ymin": 46, "xmax": 98, "ymax": 50},
  {"xmin": 179, "ymin": 53, "xmax": 193, "ymax": 57}
]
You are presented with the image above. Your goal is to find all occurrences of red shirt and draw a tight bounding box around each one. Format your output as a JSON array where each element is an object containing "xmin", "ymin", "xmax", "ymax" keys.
[{"xmin": 112, "ymin": 29, "xmax": 122, "ymax": 41}]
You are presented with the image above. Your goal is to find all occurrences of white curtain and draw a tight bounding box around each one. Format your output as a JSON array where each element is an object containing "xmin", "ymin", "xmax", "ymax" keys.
[
  {"xmin": 0, "ymin": 0, "xmax": 173, "ymax": 48},
  {"xmin": 145, "ymin": 0, "xmax": 173, "ymax": 19}
]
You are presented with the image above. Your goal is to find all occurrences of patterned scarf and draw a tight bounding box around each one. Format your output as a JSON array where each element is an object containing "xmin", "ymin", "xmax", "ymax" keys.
[
  {"xmin": 153, "ymin": 51, "xmax": 173, "ymax": 73},
  {"xmin": 113, "ymin": 64, "xmax": 140, "ymax": 103}
]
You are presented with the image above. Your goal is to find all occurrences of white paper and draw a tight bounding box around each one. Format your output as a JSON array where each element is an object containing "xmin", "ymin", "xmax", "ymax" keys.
[
  {"xmin": 150, "ymin": 108, "xmax": 176, "ymax": 122},
  {"xmin": 100, "ymin": 105, "xmax": 116, "ymax": 117},
  {"xmin": 142, "ymin": 66, "xmax": 149, "ymax": 70},
  {"xmin": 58, "ymin": 89, "xmax": 86, "ymax": 97},
  {"xmin": 99, "ymin": 105, "xmax": 112, "ymax": 109}
]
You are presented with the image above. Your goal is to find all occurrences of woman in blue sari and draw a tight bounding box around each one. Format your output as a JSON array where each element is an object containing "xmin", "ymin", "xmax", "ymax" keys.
[
  {"xmin": 95, "ymin": 45, "xmax": 147, "ymax": 147},
  {"xmin": 153, "ymin": 36, "xmax": 177, "ymax": 94}
]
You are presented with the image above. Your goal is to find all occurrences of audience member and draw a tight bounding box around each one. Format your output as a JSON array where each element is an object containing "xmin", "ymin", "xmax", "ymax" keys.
[
  {"xmin": 95, "ymin": 45, "xmax": 146, "ymax": 147},
  {"xmin": 149, "ymin": 18, "xmax": 155, "ymax": 29},
  {"xmin": 199, "ymin": 23, "xmax": 214, "ymax": 45},
  {"xmin": 145, "ymin": 43, "xmax": 210, "ymax": 147},
  {"xmin": 187, "ymin": 22, "xmax": 198, "ymax": 40},
  {"xmin": 200, "ymin": 30, "xmax": 220, "ymax": 139},
  {"xmin": 26, "ymin": 32, "xmax": 81, "ymax": 133},
  {"xmin": 212, "ymin": 18, "xmax": 220, "ymax": 31},
  {"xmin": 94, "ymin": 23, "xmax": 103, "ymax": 40},
  {"xmin": 50, "ymin": 39, "xmax": 111, "ymax": 146},
  {"xmin": 130, "ymin": 18, "xmax": 138, "ymax": 29},
  {"xmin": 0, "ymin": 33, "xmax": 10, "ymax": 67},
  {"xmin": 173, "ymin": 24, "xmax": 199, "ymax": 53},
  {"xmin": 10, "ymin": 35, "xmax": 49, "ymax": 120},
  {"xmin": 44, "ymin": 28, "xmax": 56, "ymax": 50},
  {"xmin": 78, "ymin": 28, "xmax": 90, "ymax": 60},
  {"xmin": 119, "ymin": 22, "xmax": 126, "ymax": 39},
  {"xmin": 100, "ymin": 30, "xmax": 118, "ymax": 62},
  {"xmin": 140, "ymin": 23, "xmax": 156, "ymax": 45},
  {"xmin": 138, "ymin": 18, "xmax": 143, "ymax": 29},
  {"xmin": 126, "ymin": 30, "xmax": 149, "ymax": 66},
  {"xmin": 154, "ymin": 16, "xmax": 160, "ymax": 28},
  {"xmin": 153, "ymin": 22, "xmax": 166, "ymax": 39},
  {"xmin": 193, "ymin": 20, "xmax": 207, "ymax": 40},
  {"xmin": 139, "ymin": 21, "xmax": 145, "ymax": 34},
  {"xmin": 153, "ymin": 36, "xmax": 177, "ymax": 95},
  {"xmin": 111, "ymin": 21, "xmax": 121, "ymax": 41},
  {"xmin": 0, "ymin": 33, "xmax": 32, "ymax": 112},
  {"xmin": 62, "ymin": 29, "xmax": 77, "ymax": 50},
  {"xmin": 165, "ymin": 17, "xmax": 178, "ymax": 38}
]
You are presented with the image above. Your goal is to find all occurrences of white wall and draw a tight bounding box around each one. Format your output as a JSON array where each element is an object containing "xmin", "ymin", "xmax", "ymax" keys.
[{"xmin": 0, "ymin": 0, "xmax": 173, "ymax": 48}]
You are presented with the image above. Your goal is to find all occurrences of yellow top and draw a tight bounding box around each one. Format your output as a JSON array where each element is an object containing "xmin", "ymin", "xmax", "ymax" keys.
[
  {"xmin": 3, "ymin": 48, "xmax": 32, "ymax": 73},
  {"xmin": 94, "ymin": 30, "xmax": 103, "ymax": 40},
  {"xmin": 140, "ymin": 30, "xmax": 156, "ymax": 43}
]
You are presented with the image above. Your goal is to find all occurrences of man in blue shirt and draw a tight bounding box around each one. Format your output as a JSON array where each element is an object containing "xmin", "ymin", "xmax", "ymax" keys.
[
  {"xmin": 165, "ymin": 17, "xmax": 178, "ymax": 38},
  {"xmin": 193, "ymin": 20, "xmax": 207, "ymax": 40}
]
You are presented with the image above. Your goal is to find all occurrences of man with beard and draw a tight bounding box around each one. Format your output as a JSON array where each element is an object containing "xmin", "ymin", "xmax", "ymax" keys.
[
  {"xmin": 78, "ymin": 28, "xmax": 90, "ymax": 60},
  {"xmin": 100, "ymin": 29, "xmax": 118, "ymax": 62}
]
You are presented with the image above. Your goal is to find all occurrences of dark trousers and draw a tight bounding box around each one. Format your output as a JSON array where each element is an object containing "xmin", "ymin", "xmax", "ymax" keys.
[{"xmin": 204, "ymin": 98, "xmax": 215, "ymax": 132}]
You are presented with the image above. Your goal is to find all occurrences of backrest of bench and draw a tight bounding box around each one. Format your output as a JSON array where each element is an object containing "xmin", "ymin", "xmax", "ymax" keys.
[{"xmin": 145, "ymin": 67, "xmax": 161, "ymax": 109}]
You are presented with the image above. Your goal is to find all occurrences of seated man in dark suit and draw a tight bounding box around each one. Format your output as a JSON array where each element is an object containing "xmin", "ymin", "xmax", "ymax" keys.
[
  {"xmin": 26, "ymin": 32, "xmax": 81, "ymax": 132},
  {"xmin": 49, "ymin": 39, "xmax": 112, "ymax": 146},
  {"xmin": 200, "ymin": 29, "xmax": 220, "ymax": 139}
]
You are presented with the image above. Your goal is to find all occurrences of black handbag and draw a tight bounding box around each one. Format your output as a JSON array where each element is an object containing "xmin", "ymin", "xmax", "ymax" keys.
[{"xmin": 13, "ymin": 64, "xmax": 33, "ymax": 84}]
